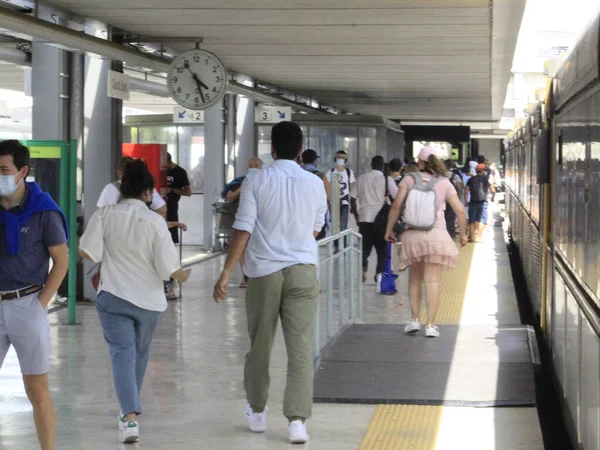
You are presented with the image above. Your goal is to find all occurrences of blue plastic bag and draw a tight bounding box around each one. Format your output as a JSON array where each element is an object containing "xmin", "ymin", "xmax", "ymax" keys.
[{"xmin": 376, "ymin": 242, "xmax": 398, "ymax": 295}]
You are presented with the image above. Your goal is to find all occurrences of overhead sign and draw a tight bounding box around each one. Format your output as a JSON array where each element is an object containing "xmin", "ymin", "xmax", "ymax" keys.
[
  {"xmin": 255, "ymin": 106, "xmax": 292, "ymax": 123},
  {"xmin": 107, "ymin": 70, "xmax": 130, "ymax": 101},
  {"xmin": 173, "ymin": 106, "xmax": 205, "ymax": 123}
]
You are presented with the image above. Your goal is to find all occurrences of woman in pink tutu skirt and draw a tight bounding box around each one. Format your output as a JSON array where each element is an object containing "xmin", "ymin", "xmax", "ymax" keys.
[{"xmin": 385, "ymin": 146, "xmax": 467, "ymax": 338}]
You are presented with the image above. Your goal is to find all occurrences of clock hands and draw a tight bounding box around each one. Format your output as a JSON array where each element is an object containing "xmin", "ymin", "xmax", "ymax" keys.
[
  {"xmin": 193, "ymin": 76, "xmax": 205, "ymax": 104},
  {"xmin": 185, "ymin": 64, "xmax": 209, "ymax": 103}
]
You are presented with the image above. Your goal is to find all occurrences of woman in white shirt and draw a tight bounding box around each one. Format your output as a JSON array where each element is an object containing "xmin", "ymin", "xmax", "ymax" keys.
[{"xmin": 79, "ymin": 160, "xmax": 190, "ymax": 444}]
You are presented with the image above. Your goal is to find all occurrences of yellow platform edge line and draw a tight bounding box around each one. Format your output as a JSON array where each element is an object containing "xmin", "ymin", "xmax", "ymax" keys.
[
  {"xmin": 419, "ymin": 243, "xmax": 475, "ymax": 325},
  {"xmin": 358, "ymin": 405, "xmax": 444, "ymax": 450}
]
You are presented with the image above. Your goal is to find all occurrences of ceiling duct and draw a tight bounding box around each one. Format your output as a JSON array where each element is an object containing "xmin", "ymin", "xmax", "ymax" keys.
[{"xmin": 0, "ymin": 7, "xmax": 328, "ymax": 114}]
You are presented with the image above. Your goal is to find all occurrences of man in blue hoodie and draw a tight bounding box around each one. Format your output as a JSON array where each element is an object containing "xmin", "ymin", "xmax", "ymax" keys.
[{"xmin": 0, "ymin": 140, "xmax": 69, "ymax": 450}]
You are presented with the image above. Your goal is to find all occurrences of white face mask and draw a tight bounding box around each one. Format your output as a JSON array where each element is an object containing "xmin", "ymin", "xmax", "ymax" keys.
[
  {"xmin": 336, "ymin": 158, "xmax": 346, "ymax": 167},
  {"xmin": 0, "ymin": 174, "xmax": 21, "ymax": 197}
]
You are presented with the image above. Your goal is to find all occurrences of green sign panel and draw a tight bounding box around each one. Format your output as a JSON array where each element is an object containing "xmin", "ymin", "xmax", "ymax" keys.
[
  {"xmin": 29, "ymin": 146, "xmax": 62, "ymax": 159},
  {"xmin": 20, "ymin": 140, "xmax": 78, "ymax": 324}
]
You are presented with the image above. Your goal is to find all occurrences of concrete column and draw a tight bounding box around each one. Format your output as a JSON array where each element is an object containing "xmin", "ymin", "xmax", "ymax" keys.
[
  {"xmin": 203, "ymin": 99, "xmax": 226, "ymax": 250},
  {"xmin": 31, "ymin": 43, "xmax": 70, "ymax": 140},
  {"xmin": 82, "ymin": 55, "xmax": 123, "ymax": 299},
  {"xmin": 226, "ymin": 93, "xmax": 236, "ymax": 182},
  {"xmin": 235, "ymin": 96, "xmax": 255, "ymax": 176}
]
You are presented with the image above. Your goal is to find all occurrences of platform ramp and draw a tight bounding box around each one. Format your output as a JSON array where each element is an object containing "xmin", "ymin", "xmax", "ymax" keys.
[{"xmin": 314, "ymin": 323, "xmax": 537, "ymax": 406}]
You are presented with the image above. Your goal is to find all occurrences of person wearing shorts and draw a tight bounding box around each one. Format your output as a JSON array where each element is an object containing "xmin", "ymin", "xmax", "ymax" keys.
[{"xmin": 0, "ymin": 140, "xmax": 69, "ymax": 450}]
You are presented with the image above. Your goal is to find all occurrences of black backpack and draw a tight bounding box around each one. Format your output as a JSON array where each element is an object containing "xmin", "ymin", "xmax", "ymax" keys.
[{"xmin": 469, "ymin": 175, "xmax": 488, "ymax": 202}]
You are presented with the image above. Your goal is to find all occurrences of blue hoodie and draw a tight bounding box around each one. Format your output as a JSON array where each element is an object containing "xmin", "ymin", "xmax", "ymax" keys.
[{"xmin": 0, "ymin": 182, "xmax": 69, "ymax": 255}]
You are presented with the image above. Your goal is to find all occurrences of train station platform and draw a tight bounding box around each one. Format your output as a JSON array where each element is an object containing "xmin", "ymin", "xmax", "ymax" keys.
[{"xmin": 0, "ymin": 204, "xmax": 544, "ymax": 449}]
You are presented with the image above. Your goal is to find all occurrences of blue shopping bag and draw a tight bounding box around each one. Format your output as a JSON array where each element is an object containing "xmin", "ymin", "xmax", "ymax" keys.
[{"xmin": 376, "ymin": 242, "xmax": 398, "ymax": 295}]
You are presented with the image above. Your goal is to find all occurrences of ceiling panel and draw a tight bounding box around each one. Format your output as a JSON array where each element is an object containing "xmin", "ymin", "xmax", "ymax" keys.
[
  {"xmin": 49, "ymin": 0, "xmax": 491, "ymax": 10},
  {"xmin": 33, "ymin": 0, "xmax": 525, "ymax": 121},
  {"xmin": 78, "ymin": 8, "xmax": 489, "ymax": 26}
]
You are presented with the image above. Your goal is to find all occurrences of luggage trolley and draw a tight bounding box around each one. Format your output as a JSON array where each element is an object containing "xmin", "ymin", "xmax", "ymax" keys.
[{"xmin": 212, "ymin": 202, "xmax": 236, "ymax": 251}]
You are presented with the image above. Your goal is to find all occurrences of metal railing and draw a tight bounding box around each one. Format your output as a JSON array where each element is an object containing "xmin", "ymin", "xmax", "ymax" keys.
[{"xmin": 312, "ymin": 228, "xmax": 363, "ymax": 363}]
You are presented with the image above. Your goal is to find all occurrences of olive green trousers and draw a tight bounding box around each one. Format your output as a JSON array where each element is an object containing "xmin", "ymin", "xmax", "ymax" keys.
[{"xmin": 244, "ymin": 264, "xmax": 319, "ymax": 421}]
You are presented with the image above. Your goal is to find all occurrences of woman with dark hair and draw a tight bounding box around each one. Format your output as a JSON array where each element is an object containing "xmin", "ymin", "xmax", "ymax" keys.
[
  {"xmin": 384, "ymin": 146, "xmax": 467, "ymax": 338},
  {"xmin": 79, "ymin": 159, "xmax": 191, "ymax": 443}
]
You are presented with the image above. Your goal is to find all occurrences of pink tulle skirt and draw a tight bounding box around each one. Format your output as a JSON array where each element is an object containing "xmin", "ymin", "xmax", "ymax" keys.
[{"xmin": 401, "ymin": 227, "xmax": 460, "ymax": 268}]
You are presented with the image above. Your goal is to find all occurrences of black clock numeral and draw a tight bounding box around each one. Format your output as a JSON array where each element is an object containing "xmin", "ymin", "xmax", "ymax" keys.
[
  {"xmin": 183, "ymin": 59, "xmax": 190, "ymax": 65},
  {"xmin": 177, "ymin": 87, "xmax": 182, "ymax": 93},
  {"xmin": 205, "ymin": 94, "xmax": 210, "ymax": 101},
  {"xmin": 216, "ymin": 76, "xmax": 221, "ymax": 82},
  {"xmin": 213, "ymin": 66, "xmax": 218, "ymax": 73},
  {"xmin": 195, "ymin": 97, "xmax": 200, "ymax": 103},
  {"xmin": 205, "ymin": 59, "xmax": 209, "ymax": 65},
  {"xmin": 177, "ymin": 67, "xmax": 184, "ymax": 73},
  {"xmin": 173, "ymin": 76, "xmax": 178, "ymax": 83},
  {"xmin": 193, "ymin": 55, "xmax": 200, "ymax": 63},
  {"xmin": 185, "ymin": 94, "xmax": 190, "ymax": 100},
  {"xmin": 212, "ymin": 86, "xmax": 217, "ymax": 93}
]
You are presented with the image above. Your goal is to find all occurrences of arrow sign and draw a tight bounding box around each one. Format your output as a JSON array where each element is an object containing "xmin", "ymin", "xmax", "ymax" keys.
[
  {"xmin": 173, "ymin": 106, "xmax": 204, "ymax": 123},
  {"xmin": 256, "ymin": 106, "xmax": 292, "ymax": 123}
]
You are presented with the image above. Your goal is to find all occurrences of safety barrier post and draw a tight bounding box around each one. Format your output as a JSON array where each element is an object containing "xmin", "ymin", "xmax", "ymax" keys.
[
  {"xmin": 312, "ymin": 293, "xmax": 320, "ymax": 363},
  {"xmin": 348, "ymin": 232, "xmax": 354, "ymax": 319},
  {"xmin": 326, "ymin": 240, "xmax": 334, "ymax": 340},
  {"xmin": 338, "ymin": 239, "xmax": 345, "ymax": 330},
  {"xmin": 357, "ymin": 239, "xmax": 363, "ymax": 321}
]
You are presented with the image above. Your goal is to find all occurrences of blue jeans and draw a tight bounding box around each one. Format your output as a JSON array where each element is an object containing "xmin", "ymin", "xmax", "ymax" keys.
[{"xmin": 96, "ymin": 291, "xmax": 161, "ymax": 416}]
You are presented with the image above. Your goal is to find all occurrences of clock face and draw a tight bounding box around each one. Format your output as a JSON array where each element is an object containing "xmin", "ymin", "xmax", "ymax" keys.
[{"xmin": 167, "ymin": 49, "xmax": 228, "ymax": 110}]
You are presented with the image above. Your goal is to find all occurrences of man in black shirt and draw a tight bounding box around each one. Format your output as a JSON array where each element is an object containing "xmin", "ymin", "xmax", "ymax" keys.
[{"xmin": 166, "ymin": 153, "xmax": 191, "ymax": 243}]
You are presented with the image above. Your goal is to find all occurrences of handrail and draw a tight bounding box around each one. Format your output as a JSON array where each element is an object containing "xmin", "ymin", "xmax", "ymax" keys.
[
  {"xmin": 317, "ymin": 228, "xmax": 362, "ymax": 246},
  {"xmin": 312, "ymin": 229, "xmax": 363, "ymax": 364}
]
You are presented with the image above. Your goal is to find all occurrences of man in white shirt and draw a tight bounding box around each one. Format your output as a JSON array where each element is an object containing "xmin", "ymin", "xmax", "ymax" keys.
[
  {"xmin": 96, "ymin": 157, "xmax": 167, "ymax": 219},
  {"xmin": 213, "ymin": 121, "xmax": 327, "ymax": 445},
  {"xmin": 352, "ymin": 155, "xmax": 398, "ymax": 281},
  {"xmin": 326, "ymin": 150, "xmax": 356, "ymax": 248}
]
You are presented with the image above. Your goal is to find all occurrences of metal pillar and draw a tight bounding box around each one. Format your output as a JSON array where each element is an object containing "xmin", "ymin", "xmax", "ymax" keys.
[
  {"xmin": 235, "ymin": 96, "xmax": 256, "ymax": 177},
  {"xmin": 31, "ymin": 42, "xmax": 69, "ymax": 140},
  {"xmin": 82, "ymin": 55, "xmax": 123, "ymax": 300},
  {"xmin": 226, "ymin": 94, "xmax": 236, "ymax": 183},
  {"xmin": 203, "ymin": 99, "xmax": 226, "ymax": 250}
]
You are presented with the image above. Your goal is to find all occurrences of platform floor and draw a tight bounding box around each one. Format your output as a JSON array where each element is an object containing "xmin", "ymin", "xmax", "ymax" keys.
[{"xmin": 0, "ymin": 205, "xmax": 544, "ymax": 449}]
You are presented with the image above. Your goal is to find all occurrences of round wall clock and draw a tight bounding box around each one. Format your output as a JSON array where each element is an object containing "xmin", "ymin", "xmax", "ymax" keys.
[{"xmin": 167, "ymin": 48, "xmax": 228, "ymax": 110}]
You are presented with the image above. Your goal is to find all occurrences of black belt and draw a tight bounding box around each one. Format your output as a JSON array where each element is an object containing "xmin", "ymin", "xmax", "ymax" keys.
[{"xmin": 0, "ymin": 285, "xmax": 43, "ymax": 301}]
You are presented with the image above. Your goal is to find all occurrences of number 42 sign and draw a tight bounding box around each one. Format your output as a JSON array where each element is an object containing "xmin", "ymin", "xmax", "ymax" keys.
[{"xmin": 173, "ymin": 106, "xmax": 204, "ymax": 123}]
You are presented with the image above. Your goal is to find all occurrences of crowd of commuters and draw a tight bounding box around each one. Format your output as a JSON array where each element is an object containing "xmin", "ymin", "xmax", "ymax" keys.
[{"xmin": 0, "ymin": 129, "xmax": 500, "ymax": 448}]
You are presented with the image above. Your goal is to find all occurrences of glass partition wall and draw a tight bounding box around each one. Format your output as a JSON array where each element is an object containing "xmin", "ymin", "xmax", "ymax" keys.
[
  {"xmin": 257, "ymin": 123, "xmax": 403, "ymax": 175},
  {"xmin": 124, "ymin": 116, "xmax": 404, "ymax": 250}
]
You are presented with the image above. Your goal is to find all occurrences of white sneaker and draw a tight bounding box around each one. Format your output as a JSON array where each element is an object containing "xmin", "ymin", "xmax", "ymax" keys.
[
  {"xmin": 404, "ymin": 320, "xmax": 421, "ymax": 334},
  {"xmin": 246, "ymin": 405, "xmax": 267, "ymax": 432},
  {"xmin": 425, "ymin": 325, "xmax": 440, "ymax": 338},
  {"xmin": 119, "ymin": 420, "xmax": 140, "ymax": 443},
  {"xmin": 288, "ymin": 420, "xmax": 309, "ymax": 444}
]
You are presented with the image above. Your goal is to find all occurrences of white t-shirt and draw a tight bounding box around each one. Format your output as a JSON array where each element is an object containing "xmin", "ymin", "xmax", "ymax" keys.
[
  {"xmin": 356, "ymin": 170, "xmax": 399, "ymax": 223},
  {"xmin": 80, "ymin": 199, "xmax": 181, "ymax": 311},
  {"xmin": 326, "ymin": 167, "xmax": 356, "ymax": 205},
  {"xmin": 96, "ymin": 181, "xmax": 165, "ymax": 211}
]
